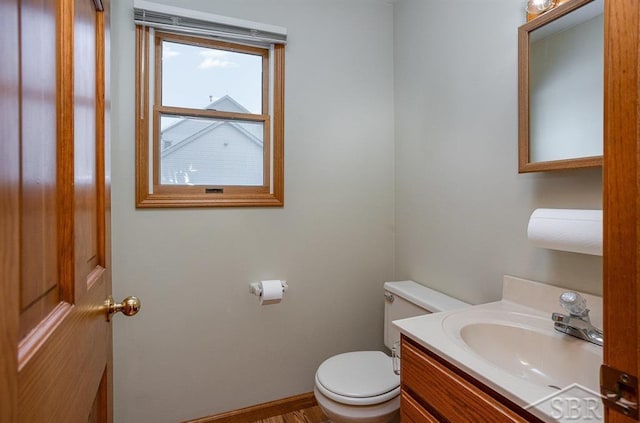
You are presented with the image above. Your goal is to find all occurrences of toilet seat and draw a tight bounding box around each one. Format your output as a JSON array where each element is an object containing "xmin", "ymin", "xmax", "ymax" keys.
[{"xmin": 315, "ymin": 351, "xmax": 400, "ymax": 406}]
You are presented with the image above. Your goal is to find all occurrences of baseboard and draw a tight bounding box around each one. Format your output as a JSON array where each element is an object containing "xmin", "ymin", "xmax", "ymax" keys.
[{"xmin": 183, "ymin": 392, "xmax": 318, "ymax": 423}]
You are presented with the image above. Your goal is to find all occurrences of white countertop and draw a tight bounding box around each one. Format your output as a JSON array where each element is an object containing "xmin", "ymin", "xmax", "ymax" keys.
[{"xmin": 393, "ymin": 276, "xmax": 604, "ymax": 423}]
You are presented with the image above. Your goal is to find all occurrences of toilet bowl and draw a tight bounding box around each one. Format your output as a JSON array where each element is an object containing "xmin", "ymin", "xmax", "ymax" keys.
[
  {"xmin": 314, "ymin": 351, "xmax": 400, "ymax": 423},
  {"xmin": 313, "ymin": 281, "xmax": 469, "ymax": 423},
  {"xmin": 313, "ymin": 386, "xmax": 399, "ymax": 423}
]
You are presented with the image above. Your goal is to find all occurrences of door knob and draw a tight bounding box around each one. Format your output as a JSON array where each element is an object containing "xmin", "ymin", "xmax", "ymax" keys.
[{"xmin": 106, "ymin": 296, "xmax": 141, "ymax": 320}]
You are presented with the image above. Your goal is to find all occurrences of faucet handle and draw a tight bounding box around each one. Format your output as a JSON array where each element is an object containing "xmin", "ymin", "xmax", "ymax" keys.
[{"xmin": 559, "ymin": 291, "xmax": 588, "ymax": 317}]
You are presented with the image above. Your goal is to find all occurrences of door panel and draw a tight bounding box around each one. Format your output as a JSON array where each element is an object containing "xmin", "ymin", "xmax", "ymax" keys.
[
  {"xmin": 0, "ymin": 0, "xmax": 20, "ymax": 420},
  {"xmin": 75, "ymin": 0, "xmax": 100, "ymax": 292},
  {"xmin": 18, "ymin": 283, "xmax": 108, "ymax": 421},
  {"xmin": 19, "ymin": 0, "xmax": 60, "ymax": 340},
  {"xmin": 1, "ymin": 0, "xmax": 113, "ymax": 421}
]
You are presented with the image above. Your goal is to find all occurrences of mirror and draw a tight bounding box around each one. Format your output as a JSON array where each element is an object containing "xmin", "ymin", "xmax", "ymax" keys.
[{"xmin": 518, "ymin": 0, "xmax": 604, "ymax": 173}]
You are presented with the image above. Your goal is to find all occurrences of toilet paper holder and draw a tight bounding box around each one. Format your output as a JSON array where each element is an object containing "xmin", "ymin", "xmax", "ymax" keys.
[{"xmin": 249, "ymin": 280, "xmax": 288, "ymax": 297}]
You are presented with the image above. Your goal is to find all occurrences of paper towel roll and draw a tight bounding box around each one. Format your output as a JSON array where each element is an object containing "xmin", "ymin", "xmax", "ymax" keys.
[
  {"xmin": 527, "ymin": 209, "xmax": 602, "ymax": 256},
  {"xmin": 259, "ymin": 280, "xmax": 284, "ymax": 305}
]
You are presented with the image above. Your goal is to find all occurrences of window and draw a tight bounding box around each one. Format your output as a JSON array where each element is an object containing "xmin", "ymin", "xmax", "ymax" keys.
[{"xmin": 134, "ymin": 5, "xmax": 285, "ymax": 207}]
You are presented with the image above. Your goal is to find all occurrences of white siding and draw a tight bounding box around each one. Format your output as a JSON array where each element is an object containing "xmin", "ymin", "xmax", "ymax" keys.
[
  {"xmin": 161, "ymin": 122, "xmax": 263, "ymax": 185},
  {"xmin": 161, "ymin": 118, "xmax": 211, "ymax": 146}
]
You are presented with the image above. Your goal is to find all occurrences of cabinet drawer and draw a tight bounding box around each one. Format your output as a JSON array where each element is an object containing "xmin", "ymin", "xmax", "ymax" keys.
[
  {"xmin": 400, "ymin": 390, "xmax": 439, "ymax": 423},
  {"xmin": 401, "ymin": 338, "xmax": 531, "ymax": 423}
]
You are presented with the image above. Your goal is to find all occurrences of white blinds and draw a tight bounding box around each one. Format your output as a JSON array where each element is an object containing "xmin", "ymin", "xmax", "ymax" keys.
[{"xmin": 133, "ymin": 0, "xmax": 287, "ymax": 45}]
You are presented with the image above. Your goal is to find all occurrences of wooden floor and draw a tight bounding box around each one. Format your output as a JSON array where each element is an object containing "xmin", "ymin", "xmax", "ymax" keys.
[{"xmin": 252, "ymin": 405, "xmax": 329, "ymax": 423}]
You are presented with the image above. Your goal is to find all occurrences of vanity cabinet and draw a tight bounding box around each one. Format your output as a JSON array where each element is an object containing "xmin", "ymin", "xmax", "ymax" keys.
[{"xmin": 400, "ymin": 336, "xmax": 543, "ymax": 422}]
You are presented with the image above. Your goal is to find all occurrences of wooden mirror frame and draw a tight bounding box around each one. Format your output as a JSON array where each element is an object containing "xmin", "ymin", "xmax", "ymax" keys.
[{"xmin": 518, "ymin": 0, "xmax": 603, "ymax": 173}]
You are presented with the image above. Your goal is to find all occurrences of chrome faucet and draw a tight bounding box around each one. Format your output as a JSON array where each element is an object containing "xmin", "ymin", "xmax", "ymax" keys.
[{"xmin": 551, "ymin": 291, "xmax": 603, "ymax": 347}]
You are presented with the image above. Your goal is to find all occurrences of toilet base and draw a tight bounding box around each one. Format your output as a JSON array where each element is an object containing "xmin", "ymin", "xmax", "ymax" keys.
[{"xmin": 313, "ymin": 387, "xmax": 399, "ymax": 423}]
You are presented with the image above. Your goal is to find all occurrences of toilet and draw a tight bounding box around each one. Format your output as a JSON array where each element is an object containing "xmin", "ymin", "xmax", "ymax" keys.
[{"xmin": 313, "ymin": 280, "xmax": 469, "ymax": 423}]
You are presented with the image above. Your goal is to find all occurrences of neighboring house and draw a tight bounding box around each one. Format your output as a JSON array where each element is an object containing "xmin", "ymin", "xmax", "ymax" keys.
[{"xmin": 160, "ymin": 95, "xmax": 264, "ymax": 186}]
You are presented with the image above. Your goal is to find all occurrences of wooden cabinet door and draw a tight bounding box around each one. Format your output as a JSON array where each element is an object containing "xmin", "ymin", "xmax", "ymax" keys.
[
  {"xmin": 400, "ymin": 391, "xmax": 440, "ymax": 423},
  {"xmin": 0, "ymin": 0, "xmax": 114, "ymax": 421}
]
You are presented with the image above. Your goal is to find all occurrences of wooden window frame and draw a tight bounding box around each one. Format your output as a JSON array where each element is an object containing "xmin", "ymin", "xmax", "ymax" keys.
[{"xmin": 135, "ymin": 27, "xmax": 285, "ymax": 207}]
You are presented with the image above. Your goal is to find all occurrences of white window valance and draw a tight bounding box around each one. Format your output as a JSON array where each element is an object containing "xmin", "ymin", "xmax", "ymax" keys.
[{"xmin": 133, "ymin": 0, "xmax": 287, "ymax": 45}]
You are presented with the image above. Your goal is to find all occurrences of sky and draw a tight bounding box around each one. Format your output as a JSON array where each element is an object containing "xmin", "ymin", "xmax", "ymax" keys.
[{"xmin": 160, "ymin": 40, "xmax": 263, "ymax": 121}]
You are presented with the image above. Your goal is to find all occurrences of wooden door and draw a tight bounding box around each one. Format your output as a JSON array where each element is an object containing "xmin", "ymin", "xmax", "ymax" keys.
[
  {"xmin": 0, "ymin": 0, "xmax": 114, "ymax": 421},
  {"xmin": 603, "ymin": 0, "xmax": 640, "ymax": 422}
]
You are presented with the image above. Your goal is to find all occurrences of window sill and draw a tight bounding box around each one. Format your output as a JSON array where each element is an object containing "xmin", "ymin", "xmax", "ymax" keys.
[{"xmin": 135, "ymin": 192, "xmax": 284, "ymax": 208}]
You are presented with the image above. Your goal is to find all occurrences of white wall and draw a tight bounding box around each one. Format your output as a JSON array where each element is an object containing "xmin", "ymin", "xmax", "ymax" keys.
[
  {"xmin": 110, "ymin": 1, "xmax": 395, "ymax": 421},
  {"xmin": 112, "ymin": 0, "xmax": 604, "ymax": 421},
  {"xmin": 393, "ymin": 0, "xmax": 602, "ymax": 305}
]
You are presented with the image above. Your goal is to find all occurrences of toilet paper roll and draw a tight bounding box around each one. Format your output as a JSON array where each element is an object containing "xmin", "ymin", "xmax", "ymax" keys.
[
  {"xmin": 259, "ymin": 280, "xmax": 284, "ymax": 305},
  {"xmin": 527, "ymin": 209, "xmax": 602, "ymax": 256}
]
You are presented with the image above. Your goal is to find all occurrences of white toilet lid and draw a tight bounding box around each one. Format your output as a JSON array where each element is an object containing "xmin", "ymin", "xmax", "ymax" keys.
[{"xmin": 315, "ymin": 351, "xmax": 400, "ymax": 405}]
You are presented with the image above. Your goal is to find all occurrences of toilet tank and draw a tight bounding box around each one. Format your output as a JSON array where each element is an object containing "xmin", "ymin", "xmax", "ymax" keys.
[{"xmin": 383, "ymin": 281, "xmax": 469, "ymax": 350}]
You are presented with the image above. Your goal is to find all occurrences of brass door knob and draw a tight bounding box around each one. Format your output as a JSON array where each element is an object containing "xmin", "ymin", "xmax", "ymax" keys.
[{"xmin": 107, "ymin": 296, "xmax": 141, "ymax": 320}]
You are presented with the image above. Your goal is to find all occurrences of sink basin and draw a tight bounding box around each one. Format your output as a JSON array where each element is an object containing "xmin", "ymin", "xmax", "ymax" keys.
[{"xmin": 443, "ymin": 309, "xmax": 602, "ymax": 392}]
